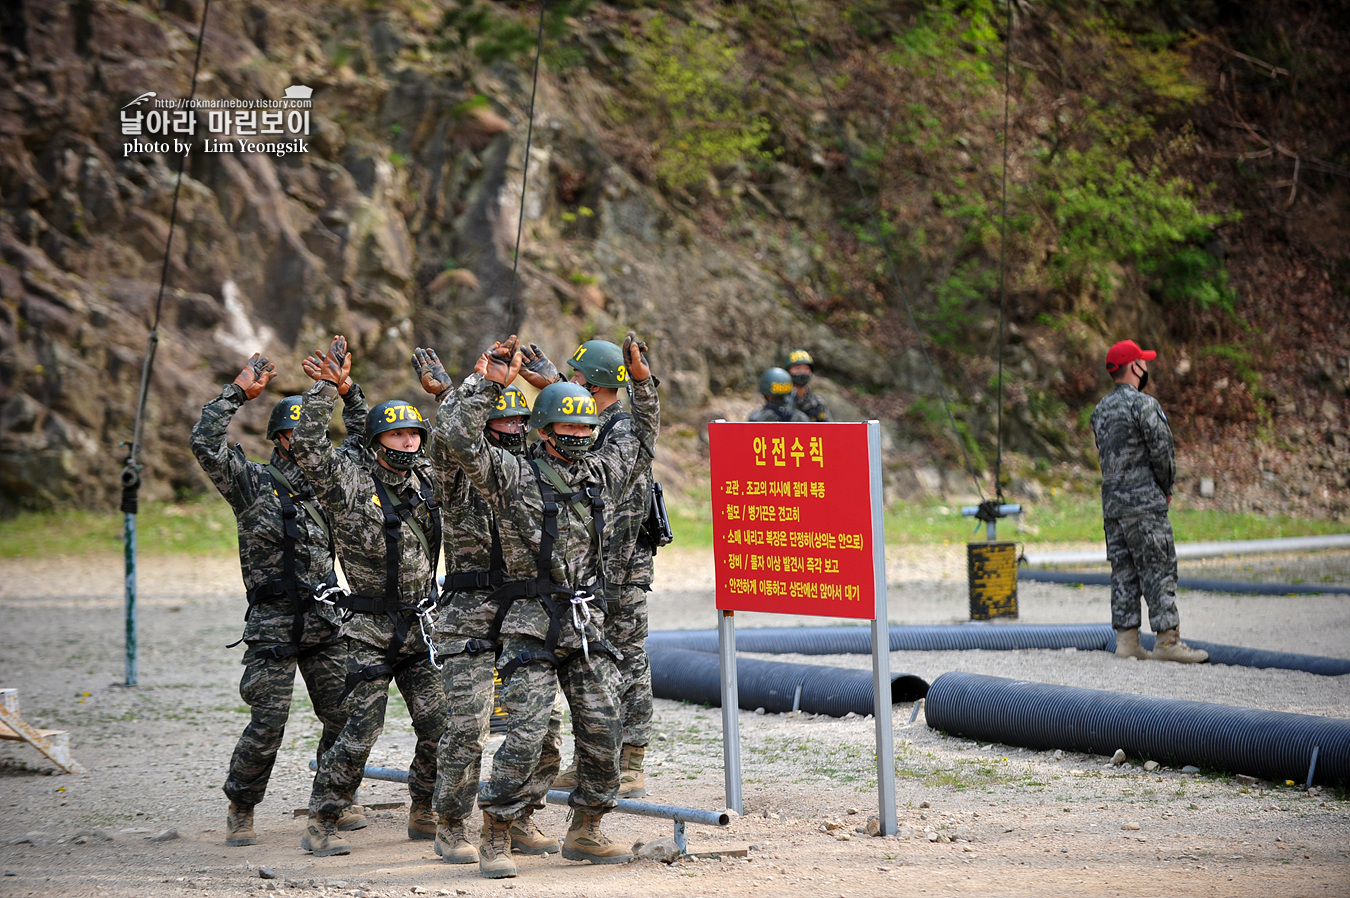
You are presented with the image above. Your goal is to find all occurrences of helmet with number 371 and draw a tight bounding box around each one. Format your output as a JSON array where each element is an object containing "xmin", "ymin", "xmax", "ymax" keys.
[
  {"xmin": 267, "ymin": 396, "xmax": 305, "ymax": 440},
  {"xmin": 567, "ymin": 340, "xmax": 628, "ymax": 389}
]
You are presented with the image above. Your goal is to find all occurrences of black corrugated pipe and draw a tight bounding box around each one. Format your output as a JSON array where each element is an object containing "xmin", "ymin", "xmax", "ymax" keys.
[
  {"xmin": 1020, "ymin": 568, "xmax": 1350, "ymax": 596},
  {"xmin": 925, "ymin": 672, "xmax": 1350, "ymax": 787},
  {"xmin": 649, "ymin": 648, "xmax": 928, "ymax": 717},
  {"xmin": 646, "ymin": 625, "xmax": 1350, "ymax": 677}
]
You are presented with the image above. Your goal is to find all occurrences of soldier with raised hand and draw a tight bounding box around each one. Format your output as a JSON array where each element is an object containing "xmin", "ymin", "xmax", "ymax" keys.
[
  {"xmin": 189, "ymin": 344, "xmax": 369, "ymax": 848},
  {"xmin": 749, "ymin": 367, "xmax": 810, "ymax": 422},
  {"xmin": 411, "ymin": 348, "xmax": 564, "ymax": 866},
  {"xmin": 1091, "ymin": 339, "xmax": 1208, "ymax": 665},
  {"xmin": 444, "ymin": 333, "xmax": 659, "ymax": 879},
  {"xmin": 520, "ymin": 339, "xmax": 658, "ymax": 800},
  {"xmin": 292, "ymin": 336, "xmax": 448, "ymax": 857},
  {"xmin": 785, "ymin": 348, "xmax": 830, "ymax": 422}
]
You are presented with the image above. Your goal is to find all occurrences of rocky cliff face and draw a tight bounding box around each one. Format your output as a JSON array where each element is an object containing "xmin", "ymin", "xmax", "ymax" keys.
[
  {"xmin": 0, "ymin": 0, "xmax": 877, "ymax": 512},
  {"xmin": 1, "ymin": 0, "xmax": 1347, "ymax": 518}
]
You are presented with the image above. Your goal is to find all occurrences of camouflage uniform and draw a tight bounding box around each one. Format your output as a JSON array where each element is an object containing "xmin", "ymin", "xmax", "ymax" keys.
[
  {"xmin": 292, "ymin": 380, "xmax": 448, "ymax": 819},
  {"xmin": 1090, "ymin": 383, "xmax": 1181, "ymax": 634},
  {"xmin": 442, "ymin": 376, "xmax": 659, "ymax": 820},
  {"xmin": 427, "ymin": 374, "xmax": 562, "ymax": 823},
  {"xmin": 189, "ymin": 381, "xmax": 368, "ymax": 809},
  {"xmin": 793, "ymin": 389, "xmax": 830, "ymax": 422},
  {"xmin": 594, "ymin": 401, "xmax": 655, "ymax": 749},
  {"xmin": 749, "ymin": 399, "xmax": 810, "ymax": 423}
]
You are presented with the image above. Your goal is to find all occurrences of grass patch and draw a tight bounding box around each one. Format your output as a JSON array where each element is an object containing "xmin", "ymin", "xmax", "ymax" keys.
[{"xmin": 0, "ymin": 497, "xmax": 237, "ymax": 559}]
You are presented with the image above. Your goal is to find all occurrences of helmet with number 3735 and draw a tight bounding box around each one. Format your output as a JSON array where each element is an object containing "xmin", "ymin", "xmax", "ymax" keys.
[
  {"xmin": 364, "ymin": 399, "xmax": 428, "ymax": 449},
  {"xmin": 267, "ymin": 396, "xmax": 305, "ymax": 441}
]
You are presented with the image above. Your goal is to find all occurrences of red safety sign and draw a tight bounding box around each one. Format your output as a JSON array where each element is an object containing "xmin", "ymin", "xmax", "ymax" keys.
[{"xmin": 709, "ymin": 422, "xmax": 876, "ymax": 619}]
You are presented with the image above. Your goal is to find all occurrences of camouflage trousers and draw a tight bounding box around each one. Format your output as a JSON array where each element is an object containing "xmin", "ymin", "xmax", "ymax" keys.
[
  {"xmin": 607, "ymin": 586, "xmax": 653, "ymax": 747},
  {"xmin": 224, "ymin": 635, "xmax": 348, "ymax": 808},
  {"xmin": 1104, "ymin": 512, "xmax": 1181, "ymax": 633},
  {"xmin": 480, "ymin": 632, "xmax": 620, "ymax": 821},
  {"xmin": 308, "ymin": 635, "xmax": 447, "ymax": 818},
  {"xmin": 430, "ymin": 636, "xmax": 563, "ymax": 822}
]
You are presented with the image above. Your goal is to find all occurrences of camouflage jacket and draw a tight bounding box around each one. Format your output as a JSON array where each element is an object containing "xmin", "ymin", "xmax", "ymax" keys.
[
  {"xmin": 1090, "ymin": 383, "xmax": 1175, "ymax": 518},
  {"xmin": 189, "ymin": 381, "xmax": 369, "ymax": 644},
  {"xmin": 428, "ymin": 373, "xmax": 503, "ymax": 637},
  {"xmin": 442, "ymin": 376, "xmax": 660, "ymax": 650},
  {"xmin": 749, "ymin": 399, "xmax": 809, "ymax": 423},
  {"xmin": 291, "ymin": 380, "xmax": 438, "ymax": 653},
  {"xmin": 594, "ymin": 400, "xmax": 655, "ymax": 597},
  {"xmin": 794, "ymin": 388, "xmax": 830, "ymax": 422}
]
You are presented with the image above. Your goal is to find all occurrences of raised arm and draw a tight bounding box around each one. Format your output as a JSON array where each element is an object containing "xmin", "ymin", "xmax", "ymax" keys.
[
  {"xmin": 442, "ymin": 337, "xmax": 526, "ymax": 517},
  {"xmin": 189, "ymin": 353, "xmax": 275, "ymax": 512},
  {"xmin": 292, "ymin": 341, "xmax": 359, "ymax": 512}
]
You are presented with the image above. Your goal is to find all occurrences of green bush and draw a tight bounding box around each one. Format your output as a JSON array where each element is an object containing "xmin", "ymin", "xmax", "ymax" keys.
[{"xmin": 625, "ymin": 14, "xmax": 774, "ymax": 190}]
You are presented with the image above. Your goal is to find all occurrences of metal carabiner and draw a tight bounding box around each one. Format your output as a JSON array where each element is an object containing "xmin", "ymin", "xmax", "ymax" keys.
[
  {"xmin": 570, "ymin": 590, "xmax": 595, "ymax": 662},
  {"xmin": 415, "ymin": 598, "xmax": 443, "ymax": 670},
  {"xmin": 313, "ymin": 584, "xmax": 346, "ymax": 606}
]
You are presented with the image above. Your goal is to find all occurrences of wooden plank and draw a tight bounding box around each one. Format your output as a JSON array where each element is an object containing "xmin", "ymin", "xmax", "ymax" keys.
[{"xmin": 0, "ymin": 694, "xmax": 84, "ymax": 775}]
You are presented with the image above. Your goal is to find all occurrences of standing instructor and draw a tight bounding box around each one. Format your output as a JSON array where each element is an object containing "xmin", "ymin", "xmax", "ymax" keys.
[{"xmin": 1090, "ymin": 340, "xmax": 1207, "ymax": 664}]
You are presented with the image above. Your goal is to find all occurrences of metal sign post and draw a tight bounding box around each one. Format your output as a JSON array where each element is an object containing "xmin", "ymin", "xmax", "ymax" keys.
[
  {"xmin": 718, "ymin": 609, "xmax": 742, "ymax": 815},
  {"xmin": 709, "ymin": 420, "xmax": 895, "ymax": 832},
  {"xmin": 867, "ymin": 421, "xmax": 896, "ymax": 834}
]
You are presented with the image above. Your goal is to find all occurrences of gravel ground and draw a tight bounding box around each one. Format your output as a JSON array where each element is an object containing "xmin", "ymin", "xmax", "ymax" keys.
[{"xmin": 1, "ymin": 544, "xmax": 1347, "ymax": 898}]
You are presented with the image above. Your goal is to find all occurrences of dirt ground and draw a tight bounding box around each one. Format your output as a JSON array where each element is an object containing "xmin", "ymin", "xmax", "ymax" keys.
[{"xmin": 1, "ymin": 544, "xmax": 1348, "ymax": 898}]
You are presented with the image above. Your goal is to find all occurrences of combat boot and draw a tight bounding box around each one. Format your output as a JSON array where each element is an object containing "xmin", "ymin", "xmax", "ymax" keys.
[
  {"xmin": 562, "ymin": 810, "xmax": 633, "ymax": 864},
  {"xmin": 478, "ymin": 811, "xmax": 518, "ymax": 879},
  {"xmin": 225, "ymin": 801, "xmax": 256, "ymax": 847},
  {"xmin": 509, "ymin": 812, "xmax": 560, "ymax": 855},
  {"xmin": 1153, "ymin": 628, "xmax": 1209, "ymax": 664},
  {"xmin": 552, "ymin": 760, "xmax": 578, "ymax": 791},
  {"xmin": 408, "ymin": 801, "xmax": 437, "ymax": 840},
  {"xmin": 336, "ymin": 804, "xmax": 368, "ymax": 831},
  {"xmin": 434, "ymin": 816, "xmax": 477, "ymax": 865},
  {"xmin": 301, "ymin": 813, "xmax": 351, "ymax": 857},
  {"xmin": 618, "ymin": 744, "xmax": 648, "ymax": 799},
  {"xmin": 1113, "ymin": 628, "xmax": 1151, "ymax": 661}
]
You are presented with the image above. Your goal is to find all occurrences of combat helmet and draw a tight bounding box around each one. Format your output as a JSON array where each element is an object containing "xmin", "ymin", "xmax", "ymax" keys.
[
  {"xmin": 365, "ymin": 399, "xmax": 429, "ymax": 471},
  {"xmin": 758, "ymin": 367, "xmax": 794, "ymax": 400},
  {"xmin": 784, "ymin": 348, "xmax": 815, "ymax": 370},
  {"xmin": 567, "ymin": 340, "xmax": 628, "ymax": 390},
  {"xmin": 267, "ymin": 396, "xmax": 304, "ymax": 441}
]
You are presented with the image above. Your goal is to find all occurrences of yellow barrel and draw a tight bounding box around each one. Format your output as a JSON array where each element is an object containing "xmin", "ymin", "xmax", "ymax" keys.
[{"xmin": 968, "ymin": 541, "xmax": 1018, "ymax": 620}]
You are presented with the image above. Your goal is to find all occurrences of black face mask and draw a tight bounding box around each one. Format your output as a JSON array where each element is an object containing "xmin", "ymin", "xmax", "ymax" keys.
[
  {"xmin": 550, "ymin": 432, "xmax": 594, "ymax": 461},
  {"xmin": 375, "ymin": 445, "xmax": 420, "ymax": 471},
  {"xmin": 1134, "ymin": 363, "xmax": 1149, "ymax": 392},
  {"xmin": 790, "ymin": 372, "xmax": 811, "ymax": 388},
  {"xmin": 486, "ymin": 429, "xmax": 526, "ymax": 456}
]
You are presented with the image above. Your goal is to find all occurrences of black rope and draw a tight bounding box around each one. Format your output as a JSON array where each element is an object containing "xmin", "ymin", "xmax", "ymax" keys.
[
  {"xmin": 784, "ymin": 0, "xmax": 984, "ymax": 500},
  {"xmin": 505, "ymin": 0, "xmax": 548, "ymax": 328},
  {"xmin": 122, "ymin": 0, "xmax": 212, "ymax": 505},
  {"xmin": 994, "ymin": 0, "xmax": 1013, "ymax": 505}
]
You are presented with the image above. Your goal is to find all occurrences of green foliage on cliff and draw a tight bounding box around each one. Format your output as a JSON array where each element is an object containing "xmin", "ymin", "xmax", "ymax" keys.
[{"xmin": 623, "ymin": 14, "xmax": 774, "ymax": 190}]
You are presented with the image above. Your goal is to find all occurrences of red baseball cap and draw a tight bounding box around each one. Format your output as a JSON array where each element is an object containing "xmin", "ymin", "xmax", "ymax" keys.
[{"xmin": 1105, "ymin": 340, "xmax": 1157, "ymax": 372}]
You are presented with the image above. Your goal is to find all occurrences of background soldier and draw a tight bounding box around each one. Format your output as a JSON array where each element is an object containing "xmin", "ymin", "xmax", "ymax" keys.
[
  {"xmin": 750, "ymin": 367, "xmax": 810, "ymax": 422},
  {"xmin": 292, "ymin": 337, "xmax": 448, "ymax": 856},
  {"xmin": 188, "ymin": 346, "xmax": 368, "ymax": 848},
  {"xmin": 520, "ymin": 339, "xmax": 656, "ymax": 799},
  {"xmin": 411, "ymin": 349, "xmax": 563, "ymax": 866},
  {"xmin": 785, "ymin": 348, "xmax": 830, "ymax": 421},
  {"xmin": 1090, "ymin": 339, "xmax": 1208, "ymax": 665},
  {"xmin": 444, "ymin": 334, "xmax": 658, "ymax": 878}
]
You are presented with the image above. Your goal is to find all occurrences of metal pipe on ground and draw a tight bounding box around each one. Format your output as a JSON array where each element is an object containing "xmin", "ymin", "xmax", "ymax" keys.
[
  {"xmin": 1019, "ymin": 568, "xmax": 1350, "ymax": 596},
  {"xmin": 924, "ymin": 671, "xmax": 1350, "ymax": 787},
  {"xmin": 649, "ymin": 648, "xmax": 929, "ymax": 716},
  {"xmin": 647, "ymin": 624, "xmax": 1350, "ymax": 677},
  {"xmin": 318, "ymin": 762, "xmax": 731, "ymax": 828}
]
